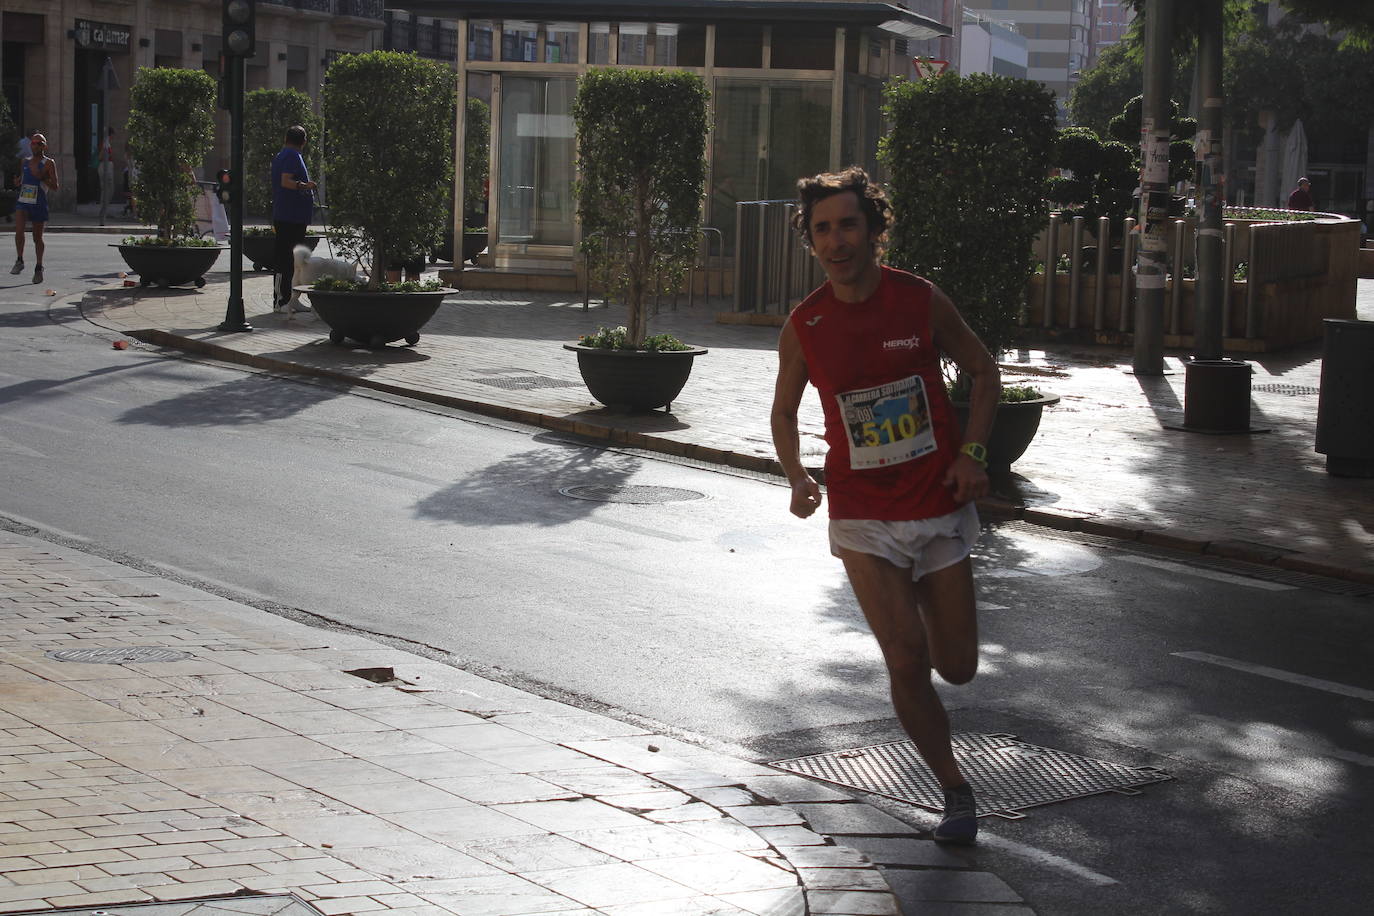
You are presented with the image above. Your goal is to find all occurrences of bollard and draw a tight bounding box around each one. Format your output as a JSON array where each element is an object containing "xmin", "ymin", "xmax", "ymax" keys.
[{"xmin": 1182, "ymin": 359, "xmax": 1253, "ymax": 432}]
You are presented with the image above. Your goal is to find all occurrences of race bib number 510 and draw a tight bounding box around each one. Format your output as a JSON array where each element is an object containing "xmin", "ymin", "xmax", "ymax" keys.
[{"xmin": 836, "ymin": 374, "xmax": 937, "ymax": 470}]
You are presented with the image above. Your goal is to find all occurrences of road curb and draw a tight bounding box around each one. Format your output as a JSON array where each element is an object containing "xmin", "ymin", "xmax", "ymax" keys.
[{"xmin": 128, "ymin": 328, "xmax": 1372, "ymax": 590}]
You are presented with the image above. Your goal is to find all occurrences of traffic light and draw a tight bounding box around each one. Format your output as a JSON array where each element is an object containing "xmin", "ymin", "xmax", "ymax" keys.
[
  {"xmin": 215, "ymin": 168, "xmax": 233, "ymax": 206},
  {"xmin": 222, "ymin": 0, "xmax": 255, "ymax": 58}
]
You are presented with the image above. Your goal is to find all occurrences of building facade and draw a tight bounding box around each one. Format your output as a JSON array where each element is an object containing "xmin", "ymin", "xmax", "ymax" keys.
[
  {"xmin": 0, "ymin": 1, "xmax": 384, "ymax": 211},
  {"xmin": 962, "ymin": 0, "xmax": 1095, "ymax": 120},
  {"xmin": 1092, "ymin": 0, "xmax": 1135, "ymax": 54},
  {"xmin": 393, "ymin": 1, "xmax": 948, "ymax": 273}
]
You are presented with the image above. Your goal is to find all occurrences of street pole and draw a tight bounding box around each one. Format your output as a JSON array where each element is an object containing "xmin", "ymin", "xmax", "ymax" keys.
[
  {"xmin": 218, "ymin": 52, "xmax": 251, "ymax": 333},
  {"xmin": 1193, "ymin": 0, "xmax": 1224, "ymax": 360},
  {"xmin": 1133, "ymin": 0, "xmax": 1173, "ymax": 375}
]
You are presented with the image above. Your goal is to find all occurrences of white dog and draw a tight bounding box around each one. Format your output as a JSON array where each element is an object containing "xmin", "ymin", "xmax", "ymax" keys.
[{"xmin": 279, "ymin": 244, "xmax": 359, "ymax": 316}]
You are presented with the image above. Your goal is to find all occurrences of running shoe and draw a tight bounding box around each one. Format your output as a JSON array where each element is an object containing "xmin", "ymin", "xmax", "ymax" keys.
[
  {"xmin": 288, "ymin": 299, "xmax": 312, "ymax": 313},
  {"xmin": 10, "ymin": 258, "xmax": 22, "ymax": 275},
  {"xmin": 933, "ymin": 783, "xmax": 977, "ymax": 844},
  {"xmin": 31, "ymin": 265, "xmax": 43, "ymax": 285}
]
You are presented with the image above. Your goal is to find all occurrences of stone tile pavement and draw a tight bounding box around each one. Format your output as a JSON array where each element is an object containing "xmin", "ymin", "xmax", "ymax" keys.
[
  {"xmin": 0, "ymin": 531, "xmax": 1030, "ymax": 915},
  {"xmin": 72, "ymin": 266, "xmax": 1374, "ymax": 584}
]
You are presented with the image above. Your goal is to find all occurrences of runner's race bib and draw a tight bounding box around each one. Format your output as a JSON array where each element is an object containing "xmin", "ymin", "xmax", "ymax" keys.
[
  {"xmin": 836, "ymin": 373, "xmax": 938, "ymax": 470},
  {"xmin": 18, "ymin": 184, "xmax": 39, "ymax": 205}
]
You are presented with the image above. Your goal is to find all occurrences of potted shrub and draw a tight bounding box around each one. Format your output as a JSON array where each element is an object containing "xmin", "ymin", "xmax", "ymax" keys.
[
  {"xmin": 880, "ymin": 73, "xmax": 1060, "ymax": 470},
  {"xmin": 565, "ymin": 68, "xmax": 710, "ymax": 411},
  {"xmin": 303, "ymin": 51, "xmax": 455, "ymax": 347},
  {"xmin": 120, "ymin": 68, "xmax": 221, "ymax": 288},
  {"xmin": 0, "ymin": 94, "xmax": 18, "ymax": 222}
]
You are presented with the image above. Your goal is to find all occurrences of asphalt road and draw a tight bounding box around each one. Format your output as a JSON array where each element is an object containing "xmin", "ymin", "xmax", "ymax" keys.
[{"xmin": 3, "ymin": 233, "xmax": 1373, "ymax": 914}]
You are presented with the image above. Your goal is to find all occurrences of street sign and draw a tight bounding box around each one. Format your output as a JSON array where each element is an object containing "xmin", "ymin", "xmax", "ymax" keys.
[{"xmin": 913, "ymin": 58, "xmax": 949, "ymax": 79}]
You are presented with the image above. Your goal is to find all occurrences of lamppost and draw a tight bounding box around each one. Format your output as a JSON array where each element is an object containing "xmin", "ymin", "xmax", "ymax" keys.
[{"xmin": 218, "ymin": 0, "xmax": 254, "ymax": 333}]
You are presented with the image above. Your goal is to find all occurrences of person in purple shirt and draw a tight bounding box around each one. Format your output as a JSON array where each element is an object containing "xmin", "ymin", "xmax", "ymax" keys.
[
  {"xmin": 271, "ymin": 125, "xmax": 318, "ymax": 311},
  {"xmin": 1287, "ymin": 177, "xmax": 1313, "ymax": 211}
]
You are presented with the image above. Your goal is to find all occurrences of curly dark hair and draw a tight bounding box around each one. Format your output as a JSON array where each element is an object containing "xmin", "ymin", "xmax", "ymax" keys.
[{"xmin": 792, "ymin": 165, "xmax": 893, "ymax": 251}]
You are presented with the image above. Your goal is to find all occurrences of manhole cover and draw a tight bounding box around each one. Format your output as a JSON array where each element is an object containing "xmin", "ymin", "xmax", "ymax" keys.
[
  {"xmin": 471, "ymin": 375, "xmax": 583, "ymax": 390},
  {"xmin": 559, "ymin": 484, "xmax": 707, "ymax": 504},
  {"xmin": 1252, "ymin": 383, "xmax": 1320, "ymax": 396},
  {"xmin": 45, "ymin": 647, "xmax": 192, "ymax": 664},
  {"xmin": 773, "ymin": 733, "xmax": 1170, "ymax": 819}
]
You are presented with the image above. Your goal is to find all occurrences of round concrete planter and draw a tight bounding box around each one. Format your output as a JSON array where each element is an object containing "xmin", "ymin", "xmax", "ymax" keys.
[
  {"xmin": 300, "ymin": 286, "xmax": 452, "ymax": 348},
  {"xmin": 563, "ymin": 343, "xmax": 708, "ymax": 412},
  {"xmin": 115, "ymin": 243, "xmax": 222, "ymax": 288},
  {"xmin": 954, "ymin": 391, "xmax": 1060, "ymax": 471}
]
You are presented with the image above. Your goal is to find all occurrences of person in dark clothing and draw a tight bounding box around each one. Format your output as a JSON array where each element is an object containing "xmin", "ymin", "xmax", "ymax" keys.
[
  {"xmin": 271, "ymin": 125, "xmax": 318, "ymax": 312},
  {"xmin": 1287, "ymin": 177, "xmax": 1313, "ymax": 211}
]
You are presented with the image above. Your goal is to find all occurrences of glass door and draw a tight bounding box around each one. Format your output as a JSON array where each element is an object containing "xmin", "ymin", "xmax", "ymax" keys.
[{"xmin": 497, "ymin": 76, "xmax": 575, "ymax": 247}]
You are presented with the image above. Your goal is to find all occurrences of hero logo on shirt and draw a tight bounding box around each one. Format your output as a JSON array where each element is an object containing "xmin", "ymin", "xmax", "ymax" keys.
[{"xmin": 882, "ymin": 335, "xmax": 920, "ymax": 350}]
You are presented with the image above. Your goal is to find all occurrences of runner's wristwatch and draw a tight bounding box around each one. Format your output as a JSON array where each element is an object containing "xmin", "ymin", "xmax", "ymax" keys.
[{"xmin": 960, "ymin": 442, "xmax": 988, "ymax": 467}]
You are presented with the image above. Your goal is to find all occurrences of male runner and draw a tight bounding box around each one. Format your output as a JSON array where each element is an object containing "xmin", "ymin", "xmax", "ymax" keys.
[{"xmin": 770, "ymin": 166, "xmax": 999, "ymax": 843}]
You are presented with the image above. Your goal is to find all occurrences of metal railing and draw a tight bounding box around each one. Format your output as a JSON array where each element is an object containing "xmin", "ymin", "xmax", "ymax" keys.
[
  {"xmin": 1034, "ymin": 213, "xmax": 1331, "ymax": 340},
  {"xmin": 732, "ymin": 200, "xmax": 817, "ymax": 315}
]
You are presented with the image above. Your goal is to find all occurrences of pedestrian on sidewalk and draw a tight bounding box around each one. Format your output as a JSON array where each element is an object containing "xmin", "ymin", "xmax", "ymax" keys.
[
  {"xmin": 1287, "ymin": 177, "xmax": 1313, "ymax": 211},
  {"xmin": 770, "ymin": 166, "xmax": 999, "ymax": 845},
  {"xmin": 271, "ymin": 125, "xmax": 318, "ymax": 312},
  {"xmin": 96, "ymin": 126, "xmax": 116, "ymax": 225},
  {"xmin": 12, "ymin": 131, "xmax": 58, "ymax": 285}
]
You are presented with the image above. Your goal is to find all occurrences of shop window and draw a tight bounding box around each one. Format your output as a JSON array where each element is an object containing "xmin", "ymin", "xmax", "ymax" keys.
[
  {"xmin": 545, "ymin": 22, "xmax": 579, "ymax": 63},
  {"xmin": 715, "ymin": 23, "xmax": 763, "ymax": 68},
  {"xmin": 589, "ymin": 22, "xmax": 612, "ymax": 64},
  {"xmin": 771, "ymin": 23, "xmax": 834, "ymax": 70},
  {"xmin": 619, "ymin": 22, "xmax": 648, "ymax": 65},
  {"xmin": 467, "ymin": 20, "xmax": 494, "ymax": 61},
  {"xmin": 502, "ymin": 21, "xmax": 538, "ymax": 62}
]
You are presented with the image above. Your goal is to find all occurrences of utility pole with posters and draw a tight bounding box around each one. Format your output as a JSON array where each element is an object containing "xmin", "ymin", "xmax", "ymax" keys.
[
  {"xmin": 1133, "ymin": 0, "xmax": 1173, "ymax": 375},
  {"xmin": 218, "ymin": 0, "xmax": 255, "ymax": 333},
  {"xmin": 1192, "ymin": 0, "xmax": 1225, "ymax": 361}
]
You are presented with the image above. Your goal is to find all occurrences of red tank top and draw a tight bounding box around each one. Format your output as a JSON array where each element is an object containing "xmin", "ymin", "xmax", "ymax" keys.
[{"xmin": 790, "ymin": 266, "xmax": 962, "ymax": 521}]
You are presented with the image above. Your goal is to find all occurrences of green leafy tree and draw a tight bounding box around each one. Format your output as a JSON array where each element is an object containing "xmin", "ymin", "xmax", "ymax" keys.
[
  {"xmin": 322, "ymin": 51, "xmax": 455, "ymax": 289},
  {"xmin": 573, "ymin": 68, "xmax": 709, "ymax": 348},
  {"xmin": 1109, "ymin": 95, "xmax": 1197, "ymax": 186},
  {"xmin": 244, "ymin": 88, "xmax": 322, "ymax": 219},
  {"xmin": 879, "ymin": 74, "xmax": 1058, "ymax": 373},
  {"xmin": 0, "ymin": 93, "xmax": 20, "ymax": 190},
  {"xmin": 127, "ymin": 68, "xmax": 217, "ymax": 239}
]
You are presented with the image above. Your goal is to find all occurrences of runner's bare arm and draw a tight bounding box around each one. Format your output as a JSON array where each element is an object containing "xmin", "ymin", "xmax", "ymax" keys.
[
  {"xmin": 929, "ymin": 284, "xmax": 999, "ymax": 503},
  {"xmin": 771, "ymin": 321, "xmax": 823, "ymax": 518},
  {"xmin": 43, "ymin": 160, "xmax": 59, "ymax": 192}
]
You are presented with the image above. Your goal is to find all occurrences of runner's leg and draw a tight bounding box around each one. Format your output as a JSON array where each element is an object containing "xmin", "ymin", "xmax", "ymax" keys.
[
  {"xmin": 914, "ymin": 556, "xmax": 979, "ymax": 686},
  {"xmin": 14, "ymin": 210, "xmax": 26, "ymax": 262},
  {"xmin": 839, "ymin": 548, "xmax": 966, "ymax": 788},
  {"xmin": 32, "ymin": 221, "xmax": 44, "ymax": 267}
]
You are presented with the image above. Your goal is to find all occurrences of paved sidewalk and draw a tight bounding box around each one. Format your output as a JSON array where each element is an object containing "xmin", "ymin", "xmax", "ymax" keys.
[
  {"xmin": 71, "ymin": 259, "xmax": 1374, "ymax": 585},
  {"xmin": 1, "ymin": 530, "xmax": 1031, "ymax": 915}
]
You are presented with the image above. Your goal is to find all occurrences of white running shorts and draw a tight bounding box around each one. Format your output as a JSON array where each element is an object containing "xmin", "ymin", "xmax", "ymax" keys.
[{"xmin": 828, "ymin": 502, "xmax": 980, "ymax": 581}]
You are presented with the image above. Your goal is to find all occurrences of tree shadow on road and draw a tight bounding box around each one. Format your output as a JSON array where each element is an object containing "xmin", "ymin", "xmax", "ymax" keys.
[
  {"xmin": 115, "ymin": 371, "xmax": 341, "ymax": 427},
  {"xmin": 412, "ymin": 439, "xmax": 643, "ymax": 527}
]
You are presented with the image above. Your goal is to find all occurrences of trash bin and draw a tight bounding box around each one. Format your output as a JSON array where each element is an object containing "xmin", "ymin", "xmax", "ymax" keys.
[
  {"xmin": 1315, "ymin": 318, "xmax": 1374, "ymax": 477},
  {"xmin": 1184, "ymin": 359, "xmax": 1252, "ymax": 432}
]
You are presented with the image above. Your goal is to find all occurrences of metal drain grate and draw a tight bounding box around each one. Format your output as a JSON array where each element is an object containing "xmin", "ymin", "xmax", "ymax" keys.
[
  {"xmin": 45, "ymin": 647, "xmax": 192, "ymax": 664},
  {"xmin": 559, "ymin": 484, "xmax": 707, "ymax": 504},
  {"xmin": 1252, "ymin": 383, "xmax": 1320, "ymax": 396},
  {"xmin": 773, "ymin": 733, "xmax": 1171, "ymax": 819},
  {"xmin": 471, "ymin": 375, "xmax": 583, "ymax": 390}
]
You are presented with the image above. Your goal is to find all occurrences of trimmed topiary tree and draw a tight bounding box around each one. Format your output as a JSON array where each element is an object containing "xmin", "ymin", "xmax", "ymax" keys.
[
  {"xmin": 880, "ymin": 73, "xmax": 1058, "ymax": 381},
  {"xmin": 322, "ymin": 51, "xmax": 454, "ymax": 289},
  {"xmin": 244, "ymin": 88, "xmax": 322, "ymax": 219},
  {"xmin": 1048, "ymin": 126, "xmax": 1137, "ymax": 222},
  {"xmin": 127, "ymin": 67, "xmax": 217, "ymax": 240},
  {"xmin": 572, "ymin": 68, "xmax": 709, "ymax": 348},
  {"xmin": 1108, "ymin": 94, "xmax": 1197, "ymax": 188}
]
